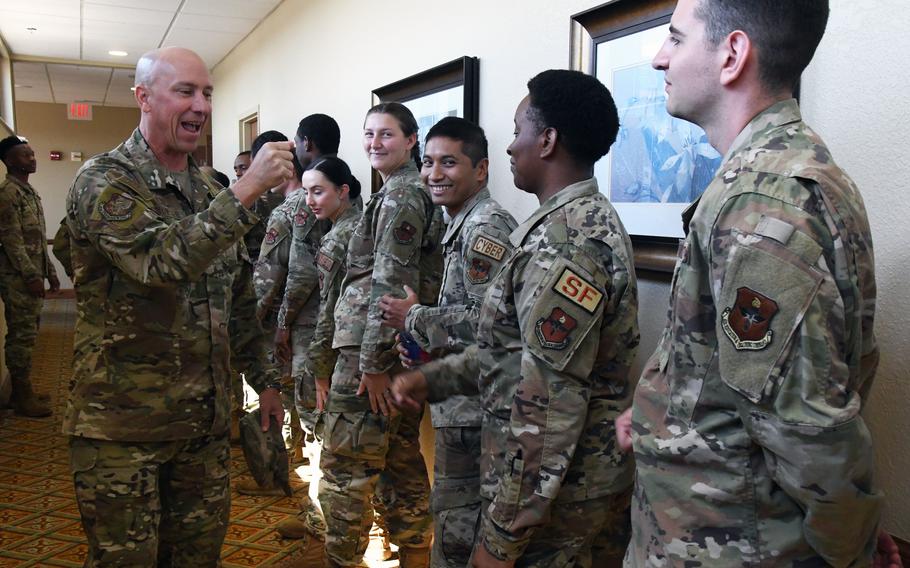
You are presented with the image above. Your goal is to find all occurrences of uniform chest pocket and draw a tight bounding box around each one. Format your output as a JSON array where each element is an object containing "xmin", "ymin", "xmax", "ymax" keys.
[{"xmin": 717, "ymin": 236, "xmax": 824, "ymax": 403}]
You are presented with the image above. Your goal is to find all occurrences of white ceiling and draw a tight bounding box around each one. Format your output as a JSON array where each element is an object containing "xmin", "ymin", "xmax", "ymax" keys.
[{"xmin": 1, "ymin": 0, "xmax": 283, "ymax": 107}]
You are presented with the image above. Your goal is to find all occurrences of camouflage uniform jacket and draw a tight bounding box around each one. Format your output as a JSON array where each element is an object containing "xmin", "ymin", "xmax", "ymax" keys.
[
  {"xmin": 244, "ymin": 191, "xmax": 285, "ymax": 263},
  {"xmin": 52, "ymin": 218, "xmax": 74, "ymax": 279},
  {"xmin": 333, "ymin": 162, "xmax": 444, "ymax": 374},
  {"xmin": 404, "ymin": 187, "xmax": 516, "ymax": 428},
  {"xmin": 0, "ymin": 175, "xmax": 56, "ymax": 283},
  {"xmin": 275, "ymin": 191, "xmax": 326, "ymax": 330},
  {"xmin": 420, "ymin": 178, "xmax": 639, "ymax": 561},
  {"xmin": 628, "ymin": 99, "xmax": 881, "ymax": 567},
  {"xmin": 306, "ymin": 205, "xmax": 361, "ymax": 380},
  {"xmin": 64, "ymin": 128, "xmax": 278, "ymax": 442}
]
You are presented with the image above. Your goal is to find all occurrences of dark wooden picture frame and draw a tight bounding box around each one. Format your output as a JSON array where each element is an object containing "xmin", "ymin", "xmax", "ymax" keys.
[
  {"xmin": 571, "ymin": 0, "xmax": 680, "ymax": 273},
  {"xmin": 370, "ymin": 56, "xmax": 480, "ymax": 193}
]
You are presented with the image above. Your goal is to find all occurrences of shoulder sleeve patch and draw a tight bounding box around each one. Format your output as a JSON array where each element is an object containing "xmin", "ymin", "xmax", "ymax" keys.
[
  {"xmin": 394, "ymin": 221, "xmax": 417, "ymax": 244},
  {"xmin": 472, "ymin": 235, "xmax": 507, "ymax": 261},
  {"xmin": 534, "ymin": 307, "xmax": 578, "ymax": 350},
  {"xmin": 721, "ymin": 287, "xmax": 779, "ymax": 350},
  {"xmin": 316, "ymin": 252, "xmax": 335, "ymax": 272},
  {"xmin": 553, "ymin": 267, "xmax": 603, "ymax": 314},
  {"xmin": 467, "ymin": 257, "xmax": 492, "ymax": 284},
  {"xmin": 100, "ymin": 193, "xmax": 136, "ymax": 221},
  {"xmin": 294, "ymin": 209, "xmax": 309, "ymax": 226}
]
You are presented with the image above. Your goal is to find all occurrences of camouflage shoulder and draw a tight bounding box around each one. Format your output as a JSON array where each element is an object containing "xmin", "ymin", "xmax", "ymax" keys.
[{"xmin": 69, "ymin": 160, "xmax": 149, "ymax": 228}]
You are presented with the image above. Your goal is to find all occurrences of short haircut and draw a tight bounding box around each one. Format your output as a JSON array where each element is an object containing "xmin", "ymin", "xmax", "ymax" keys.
[
  {"xmin": 251, "ymin": 130, "xmax": 287, "ymax": 158},
  {"xmin": 296, "ymin": 114, "xmax": 340, "ymax": 155},
  {"xmin": 0, "ymin": 135, "xmax": 27, "ymax": 163},
  {"xmin": 425, "ymin": 117, "xmax": 488, "ymax": 166},
  {"xmin": 526, "ymin": 70, "xmax": 619, "ymax": 166},
  {"xmin": 236, "ymin": 150, "xmax": 251, "ymax": 159},
  {"xmin": 366, "ymin": 102, "xmax": 421, "ymax": 169},
  {"xmin": 209, "ymin": 168, "xmax": 230, "ymax": 188},
  {"xmin": 311, "ymin": 156, "xmax": 361, "ymax": 201},
  {"xmin": 696, "ymin": 0, "xmax": 829, "ymax": 92}
]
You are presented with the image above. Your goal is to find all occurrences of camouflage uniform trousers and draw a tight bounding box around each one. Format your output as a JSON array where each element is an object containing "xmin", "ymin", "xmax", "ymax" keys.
[
  {"xmin": 431, "ymin": 427, "xmax": 482, "ymax": 568},
  {"xmin": 477, "ymin": 488, "xmax": 632, "ymax": 568},
  {"xmin": 69, "ymin": 434, "xmax": 231, "ymax": 567},
  {"xmin": 291, "ymin": 322, "xmax": 318, "ymax": 439},
  {"xmin": 318, "ymin": 347, "xmax": 432, "ymax": 566},
  {"xmin": 0, "ymin": 272, "xmax": 43, "ymax": 379}
]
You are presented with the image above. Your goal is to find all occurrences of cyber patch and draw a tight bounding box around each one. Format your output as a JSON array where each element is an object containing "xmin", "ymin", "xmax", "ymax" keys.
[
  {"xmin": 100, "ymin": 193, "xmax": 136, "ymax": 221},
  {"xmin": 535, "ymin": 307, "xmax": 577, "ymax": 350},
  {"xmin": 316, "ymin": 253, "xmax": 335, "ymax": 272},
  {"xmin": 721, "ymin": 287, "xmax": 779, "ymax": 350},
  {"xmin": 264, "ymin": 228, "xmax": 278, "ymax": 245},
  {"xmin": 467, "ymin": 257, "xmax": 492, "ymax": 284},
  {"xmin": 553, "ymin": 268, "xmax": 603, "ymax": 314},
  {"xmin": 471, "ymin": 236, "xmax": 507, "ymax": 261},
  {"xmin": 394, "ymin": 221, "xmax": 417, "ymax": 244}
]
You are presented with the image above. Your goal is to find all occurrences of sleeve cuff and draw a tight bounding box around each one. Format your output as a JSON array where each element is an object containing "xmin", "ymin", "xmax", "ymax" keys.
[{"xmin": 479, "ymin": 516, "xmax": 529, "ymax": 562}]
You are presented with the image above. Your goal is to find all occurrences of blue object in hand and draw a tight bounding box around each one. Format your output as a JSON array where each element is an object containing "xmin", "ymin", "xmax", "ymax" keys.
[{"xmin": 399, "ymin": 331, "xmax": 431, "ymax": 364}]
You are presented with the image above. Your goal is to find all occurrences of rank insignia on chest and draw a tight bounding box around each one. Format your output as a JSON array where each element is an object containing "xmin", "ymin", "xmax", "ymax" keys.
[
  {"xmin": 264, "ymin": 228, "xmax": 279, "ymax": 245},
  {"xmin": 553, "ymin": 268, "xmax": 603, "ymax": 314},
  {"xmin": 316, "ymin": 253, "xmax": 334, "ymax": 272},
  {"xmin": 471, "ymin": 236, "xmax": 507, "ymax": 261},
  {"xmin": 721, "ymin": 287, "xmax": 779, "ymax": 350},
  {"xmin": 100, "ymin": 193, "xmax": 136, "ymax": 221},
  {"xmin": 535, "ymin": 307, "xmax": 577, "ymax": 350},
  {"xmin": 394, "ymin": 221, "xmax": 417, "ymax": 244},
  {"xmin": 294, "ymin": 210, "xmax": 309, "ymax": 226},
  {"xmin": 467, "ymin": 257, "xmax": 492, "ymax": 284}
]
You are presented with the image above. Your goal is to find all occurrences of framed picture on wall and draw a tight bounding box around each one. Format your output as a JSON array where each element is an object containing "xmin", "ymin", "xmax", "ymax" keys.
[
  {"xmin": 571, "ymin": 0, "xmax": 719, "ymax": 272},
  {"xmin": 371, "ymin": 56, "xmax": 479, "ymax": 192}
]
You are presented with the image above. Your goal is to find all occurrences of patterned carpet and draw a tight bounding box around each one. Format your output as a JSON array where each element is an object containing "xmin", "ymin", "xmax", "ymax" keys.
[{"xmin": 0, "ymin": 298, "xmax": 396, "ymax": 567}]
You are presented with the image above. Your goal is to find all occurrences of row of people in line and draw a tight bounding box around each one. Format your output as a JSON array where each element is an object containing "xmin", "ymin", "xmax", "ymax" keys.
[{"xmin": 0, "ymin": 0, "xmax": 892, "ymax": 566}]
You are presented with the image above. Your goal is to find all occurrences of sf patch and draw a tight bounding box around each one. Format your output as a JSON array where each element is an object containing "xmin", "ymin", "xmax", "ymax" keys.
[
  {"xmin": 264, "ymin": 228, "xmax": 278, "ymax": 245},
  {"xmin": 394, "ymin": 221, "xmax": 417, "ymax": 244},
  {"xmin": 294, "ymin": 209, "xmax": 309, "ymax": 226},
  {"xmin": 721, "ymin": 287, "xmax": 779, "ymax": 350},
  {"xmin": 553, "ymin": 268, "xmax": 603, "ymax": 314},
  {"xmin": 467, "ymin": 258, "xmax": 492, "ymax": 284},
  {"xmin": 535, "ymin": 307, "xmax": 577, "ymax": 350},
  {"xmin": 471, "ymin": 236, "xmax": 507, "ymax": 261},
  {"xmin": 100, "ymin": 193, "xmax": 136, "ymax": 222}
]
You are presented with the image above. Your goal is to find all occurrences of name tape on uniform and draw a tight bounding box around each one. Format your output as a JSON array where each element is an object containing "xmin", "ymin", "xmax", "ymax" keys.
[
  {"xmin": 553, "ymin": 268, "xmax": 603, "ymax": 313},
  {"xmin": 472, "ymin": 236, "xmax": 507, "ymax": 261}
]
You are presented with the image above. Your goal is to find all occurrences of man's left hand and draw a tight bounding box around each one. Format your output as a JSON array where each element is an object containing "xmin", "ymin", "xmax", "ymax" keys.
[
  {"xmin": 258, "ymin": 387, "xmax": 284, "ymax": 432},
  {"xmin": 472, "ymin": 542, "xmax": 515, "ymax": 568},
  {"xmin": 378, "ymin": 285, "xmax": 418, "ymax": 330}
]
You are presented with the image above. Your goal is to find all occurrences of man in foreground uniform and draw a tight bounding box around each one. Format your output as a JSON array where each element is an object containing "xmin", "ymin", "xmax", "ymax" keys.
[
  {"xmin": 64, "ymin": 47, "xmax": 290, "ymax": 566},
  {"xmin": 378, "ymin": 117, "xmax": 517, "ymax": 568},
  {"xmin": 0, "ymin": 135, "xmax": 59, "ymax": 417},
  {"xmin": 393, "ymin": 70, "xmax": 639, "ymax": 568},
  {"xmin": 616, "ymin": 1, "xmax": 884, "ymax": 565}
]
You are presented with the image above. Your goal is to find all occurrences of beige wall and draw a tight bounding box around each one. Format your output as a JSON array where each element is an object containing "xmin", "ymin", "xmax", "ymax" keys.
[
  {"xmin": 13, "ymin": 101, "xmax": 140, "ymax": 288},
  {"xmin": 210, "ymin": 0, "xmax": 910, "ymax": 538}
]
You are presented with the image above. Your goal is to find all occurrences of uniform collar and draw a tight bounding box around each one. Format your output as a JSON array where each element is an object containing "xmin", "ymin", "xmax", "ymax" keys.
[
  {"xmin": 381, "ymin": 161, "xmax": 420, "ymax": 189},
  {"xmin": 509, "ymin": 178, "xmax": 599, "ymax": 246},
  {"xmin": 3, "ymin": 174, "xmax": 34, "ymax": 193},
  {"xmin": 722, "ymin": 98, "xmax": 802, "ymax": 164},
  {"xmin": 121, "ymin": 128, "xmax": 212, "ymax": 195},
  {"xmin": 333, "ymin": 203, "xmax": 360, "ymax": 226},
  {"xmin": 442, "ymin": 187, "xmax": 490, "ymax": 245}
]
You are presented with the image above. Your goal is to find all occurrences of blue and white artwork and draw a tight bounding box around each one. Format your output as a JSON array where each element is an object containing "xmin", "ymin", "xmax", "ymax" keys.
[
  {"xmin": 595, "ymin": 24, "xmax": 722, "ymax": 238},
  {"xmin": 609, "ymin": 63, "xmax": 721, "ymax": 204}
]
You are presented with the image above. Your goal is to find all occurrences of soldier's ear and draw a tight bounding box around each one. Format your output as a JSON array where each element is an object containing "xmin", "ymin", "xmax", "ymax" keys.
[
  {"xmin": 539, "ymin": 127, "xmax": 558, "ymax": 159},
  {"xmin": 474, "ymin": 158, "xmax": 489, "ymax": 184},
  {"xmin": 134, "ymin": 85, "xmax": 151, "ymax": 112}
]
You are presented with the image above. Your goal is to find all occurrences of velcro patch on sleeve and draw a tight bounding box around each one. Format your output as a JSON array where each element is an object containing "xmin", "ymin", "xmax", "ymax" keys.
[
  {"xmin": 316, "ymin": 252, "xmax": 335, "ymax": 272},
  {"xmin": 471, "ymin": 236, "xmax": 507, "ymax": 261},
  {"xmin": 553, "ymin": 268, "xmax": 603, "ymax": 314},
  {"xmin": 100, "ymin": 193, "xmax": 136, "ymax": 222}
]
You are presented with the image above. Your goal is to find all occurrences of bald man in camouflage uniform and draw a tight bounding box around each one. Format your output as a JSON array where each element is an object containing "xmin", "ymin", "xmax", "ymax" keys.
[
  {"xmin": 378, "ymin": 117, "xmax": 517, "ymax": 568},
  {"xmin": 618, "ymin": 1, "xmax": 884, "ymax": 566},
  {"xmin": 393, "ymin": 71, "xmax": 639, "ymax": 568},
  {"xmin": 0, "ymin": 136, "xmax": 58, "ymax": 417},
  {"xmin": 64, "ymin": 47, "xmax": 289, "ymax": 567}
]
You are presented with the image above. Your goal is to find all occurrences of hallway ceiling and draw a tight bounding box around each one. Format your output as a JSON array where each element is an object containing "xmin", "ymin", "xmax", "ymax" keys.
[{"xmin": 1, "ymin": 0, "xmax": 283, "ymax": 107}]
